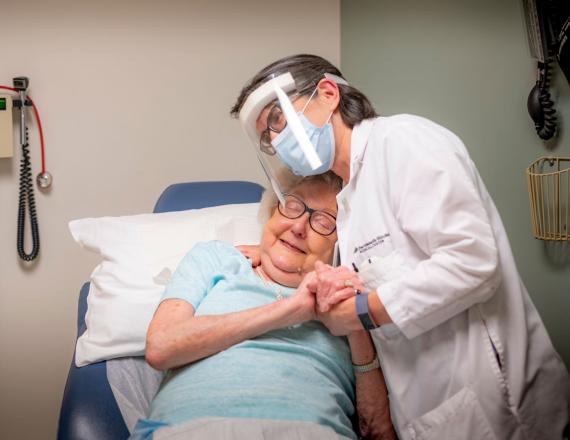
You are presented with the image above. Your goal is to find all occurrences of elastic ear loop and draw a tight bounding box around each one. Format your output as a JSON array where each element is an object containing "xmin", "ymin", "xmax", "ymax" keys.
[
  {"xmin": 301, "ymin": 86, "xmax": 318, "ymax": 113},
  {"xmin": 301, "ymin": 84, "xmax": 334, "ymax": 125}
]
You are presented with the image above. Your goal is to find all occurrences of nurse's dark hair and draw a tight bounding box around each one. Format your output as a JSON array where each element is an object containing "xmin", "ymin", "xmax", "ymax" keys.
[{"xmin": 230, "ymin": 54, "xmax": 377, "ymax": 128}]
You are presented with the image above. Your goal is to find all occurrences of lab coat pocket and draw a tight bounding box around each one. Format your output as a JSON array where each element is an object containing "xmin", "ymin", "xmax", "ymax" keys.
[
  {"xmin": 481, "ymin": 319, "xmax": 506, "ymax": 384},
  {"xmin": 406, "ymin": 387, "xmax": 497, "ymax": 440},
  {"xmin": 358, "ymin": 250, "xmax": 411, "ymax": 289}
]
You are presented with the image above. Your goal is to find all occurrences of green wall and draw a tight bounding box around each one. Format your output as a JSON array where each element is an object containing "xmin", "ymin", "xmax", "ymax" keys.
[{"xmin": 341, "ymin": 0, "xmax": 570, "ymax": 366}]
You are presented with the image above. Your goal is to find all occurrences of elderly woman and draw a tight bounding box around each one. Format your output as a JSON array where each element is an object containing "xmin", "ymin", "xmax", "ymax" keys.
[{"xmin": 130, "ymin": 172, "xmax": 396, "ymax": 440}]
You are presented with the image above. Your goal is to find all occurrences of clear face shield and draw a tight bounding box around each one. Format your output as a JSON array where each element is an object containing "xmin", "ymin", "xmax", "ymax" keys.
[{"xmin": 239, "ymin": 72, "xmax": 348, "ymax": 203}]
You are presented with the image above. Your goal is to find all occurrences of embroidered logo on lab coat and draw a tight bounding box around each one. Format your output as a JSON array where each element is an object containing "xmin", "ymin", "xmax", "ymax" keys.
[{"xmin": 353, "ymin": 233, "xmax": 390, "ymax": 255}]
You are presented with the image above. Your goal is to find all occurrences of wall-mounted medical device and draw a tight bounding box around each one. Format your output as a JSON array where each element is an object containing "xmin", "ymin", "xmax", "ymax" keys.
[
  {"xmin": 0, "ymin": 77, "xmax": 51, "ymax": 262},
  {"xmin": 522, "ymin": 0, "xmax": 570, "ymax": 141},
  {"xmin": 0, "ymin": 94, "xmax": 13, "ymax": 158}
]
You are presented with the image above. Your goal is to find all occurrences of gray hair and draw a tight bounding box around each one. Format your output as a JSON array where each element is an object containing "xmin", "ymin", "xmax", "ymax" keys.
[
  {"xmin": 230, "ymin": 54, "xmax": 378, "ymax": 128},
  {"xmin": 257, "ymin": 170, "xmax": 343, "ymax": 224}
]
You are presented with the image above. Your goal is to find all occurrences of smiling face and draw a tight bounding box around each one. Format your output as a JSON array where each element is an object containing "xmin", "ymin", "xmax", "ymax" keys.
[{"xmin": 259, "ymin": 179, "xmax": 338, "ymax": 288}]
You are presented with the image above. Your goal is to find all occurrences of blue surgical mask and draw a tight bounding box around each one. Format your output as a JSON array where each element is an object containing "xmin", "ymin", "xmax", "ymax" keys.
[{"xmin": 271, "ymin": 112, "xmax": 336, "ymax": 176}]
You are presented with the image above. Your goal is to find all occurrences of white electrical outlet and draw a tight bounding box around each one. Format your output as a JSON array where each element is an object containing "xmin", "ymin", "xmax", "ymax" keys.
[{"xmin": 0, "ymin": 94, "xmax": 13, "ymax": 158}]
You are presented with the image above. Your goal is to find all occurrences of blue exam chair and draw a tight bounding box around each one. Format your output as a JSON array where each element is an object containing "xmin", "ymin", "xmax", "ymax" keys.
[{"xmin": 57, "ymin": 181, "xmax": 264, "ymax": 440}]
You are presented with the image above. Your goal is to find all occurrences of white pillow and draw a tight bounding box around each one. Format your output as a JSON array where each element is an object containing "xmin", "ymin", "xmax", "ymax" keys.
[{"xmin": 69, "ymin": 202, "xmax": 262, "ymax": 367}]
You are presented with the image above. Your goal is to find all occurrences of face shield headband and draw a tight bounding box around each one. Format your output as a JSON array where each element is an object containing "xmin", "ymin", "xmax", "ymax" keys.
[{"xmin": 239, "ymin": 71, "xmax": 348, "ymax": 201}]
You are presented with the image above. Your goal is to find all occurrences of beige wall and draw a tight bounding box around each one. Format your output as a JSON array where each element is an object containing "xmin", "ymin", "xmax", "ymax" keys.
[{"xmin": 0, "ymin": 1, "xmax": 340, "ymax": 438}]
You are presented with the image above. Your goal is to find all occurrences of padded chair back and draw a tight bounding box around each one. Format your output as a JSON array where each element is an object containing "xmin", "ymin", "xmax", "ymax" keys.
[{"xmin": 154, "ymin": 181, "xmax": 264, "ymax": 213}]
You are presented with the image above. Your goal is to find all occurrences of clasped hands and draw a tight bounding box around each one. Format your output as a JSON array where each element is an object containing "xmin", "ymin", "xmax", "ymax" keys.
[
  {"xmin": 303, "ymin": 261, "xmax": 366, "ymax": 336},
  {"xmin": 237, "ymin": 245, "xmax": 366, "ymax": 335}
]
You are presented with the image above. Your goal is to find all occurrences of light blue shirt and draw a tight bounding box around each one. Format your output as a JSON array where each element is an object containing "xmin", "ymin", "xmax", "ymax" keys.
[{"xmin": 149, "ymin": 241, "xmax": 356, "ymax": 439}]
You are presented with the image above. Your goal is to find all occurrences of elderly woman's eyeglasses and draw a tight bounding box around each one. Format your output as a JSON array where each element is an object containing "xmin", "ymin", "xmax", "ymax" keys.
[{"xmin": 277, "ymin": 194, "xmax": 337, "ymax": 236}]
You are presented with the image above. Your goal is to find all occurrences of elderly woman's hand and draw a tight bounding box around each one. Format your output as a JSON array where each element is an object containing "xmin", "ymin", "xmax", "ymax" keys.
[
  {"xmin": 312, "ymin": 261, "xmax": 365, "ymax": 313},
  {"xmin": 290, "ymin": 271, "xmax": 319, "ymax": 322}
]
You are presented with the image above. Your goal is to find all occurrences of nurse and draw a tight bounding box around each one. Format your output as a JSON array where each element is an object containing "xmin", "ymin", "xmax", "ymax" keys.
[{"xmin": 231, "ymin": 54, "xmax": 570, "ymax": 440}]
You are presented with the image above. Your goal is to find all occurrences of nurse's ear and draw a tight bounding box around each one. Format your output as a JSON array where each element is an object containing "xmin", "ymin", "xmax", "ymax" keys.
[{"xmin": 316, "ymin": 78, "xmax": 341, "ymax": 113}]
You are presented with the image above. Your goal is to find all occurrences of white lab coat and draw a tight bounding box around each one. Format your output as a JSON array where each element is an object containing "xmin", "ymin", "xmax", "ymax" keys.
[{"xmin": 336, "ymin": 115, "xmax": 570, "ymax": 440}]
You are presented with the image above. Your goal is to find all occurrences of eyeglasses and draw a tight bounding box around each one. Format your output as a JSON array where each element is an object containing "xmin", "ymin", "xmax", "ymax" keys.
[
  {"xmin": 277, "ymin": 193, "xmax": 337, "ymax": 236},
  {"xmin": 260, "ymin": 103, "xmax": 287, "ymax": 155},
  {"xmin": 259, "ymin": 91, "xmax": 313, "ymax": 155}
]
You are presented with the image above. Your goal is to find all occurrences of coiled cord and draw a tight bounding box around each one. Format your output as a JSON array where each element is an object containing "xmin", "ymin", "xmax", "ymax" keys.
[
  {"xmin": 527, "ymin": 58, "xmax": 558, "ymax": 140},
  {"xmin": 17, "ymin": 126, "xmax": 40, "ymax": 261}
]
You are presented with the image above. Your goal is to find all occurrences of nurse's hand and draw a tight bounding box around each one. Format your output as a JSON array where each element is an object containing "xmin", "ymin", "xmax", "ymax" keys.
[
  {"xmin": 313, "ymin": 261, "xmax": 365, "ymax": 313},
  {"xmin": 236, "ymin": 244, "xmax": 261, "ymax": 267},
  {"xmin": 317, "ymin": 296, "xmax": 363, "ymax": 336}
]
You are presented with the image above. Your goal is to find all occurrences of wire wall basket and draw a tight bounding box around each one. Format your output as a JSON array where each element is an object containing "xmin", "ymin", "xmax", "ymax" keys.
[{"xmin": 527, "ymin": 157, "xmax": 570, "ymax": 241}]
